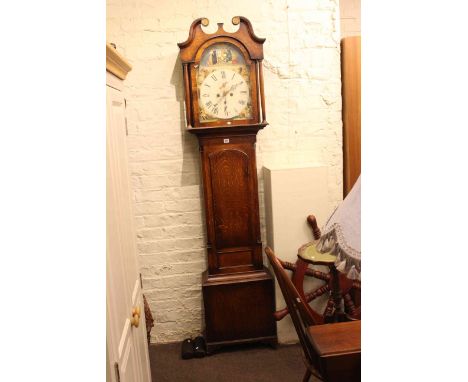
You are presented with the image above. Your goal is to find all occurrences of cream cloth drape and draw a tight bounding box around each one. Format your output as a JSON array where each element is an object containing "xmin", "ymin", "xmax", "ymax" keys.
[{"xmin": 316, "ymin": 176, "xmax": 361, "ymax": 279}]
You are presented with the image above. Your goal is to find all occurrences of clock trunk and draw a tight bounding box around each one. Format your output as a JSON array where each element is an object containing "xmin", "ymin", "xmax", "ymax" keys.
[
  {"xmin": 200, "ymin": 134, "xmax": 263, "ymax": 275},
  {"xmin": 195, "ymin": 127, "xmax": 277, "ymax": 352}
]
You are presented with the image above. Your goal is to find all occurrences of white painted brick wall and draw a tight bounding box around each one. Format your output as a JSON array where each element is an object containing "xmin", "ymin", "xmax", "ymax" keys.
[{"xmin": 107, "ymin": 0, "xmax": 343, "ymax": 344}]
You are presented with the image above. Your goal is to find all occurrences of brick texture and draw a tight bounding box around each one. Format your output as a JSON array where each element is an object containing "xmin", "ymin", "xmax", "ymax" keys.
[{"xmin": 107, "ymin": 0, "xmax": 343, "ymax": 344}]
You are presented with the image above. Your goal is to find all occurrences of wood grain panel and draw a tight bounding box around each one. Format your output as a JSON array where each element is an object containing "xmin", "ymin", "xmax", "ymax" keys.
[
  {"xmin": 203, "ymin": 270, "xmax": 277, "ymax": 343},
  {"xmin": 341, "ymin": 36, "xmax": 361, "ymax": 196},
  {"xmin": 209, "ymin": 149, "xmax": 254, "ymax": 249},
  {"xmin": 217, "ymin": 250, "xmax": 253, "ymax": 268},
  {"xmin": 307, "ymin": 321, "xmax": 361, "ymax": 381}
]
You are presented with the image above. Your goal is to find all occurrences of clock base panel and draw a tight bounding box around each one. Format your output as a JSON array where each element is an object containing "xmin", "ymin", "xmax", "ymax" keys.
[{"xmin": 202, "ymin": 267, "xmax": 278, "ymax": 352}]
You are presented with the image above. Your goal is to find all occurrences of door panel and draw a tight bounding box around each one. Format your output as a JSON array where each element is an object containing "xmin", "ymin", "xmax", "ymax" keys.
[
  {"xmin": 107, "ymin": 87, "xmax": 132, "ymax": 356},
  {"xmin": 118, "ymin": 324, "xmax": 139, "ymax": 382},
  {"xmin": 132, "ymin": 280, "xmax": 152, "ymax": 382},
  {"xmin": 107, "ymin": 82, "xmax": 151, "ymax": 382}
]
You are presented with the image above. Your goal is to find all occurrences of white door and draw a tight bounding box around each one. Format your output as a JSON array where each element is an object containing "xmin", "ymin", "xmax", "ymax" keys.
[{"xmin": 107, "ymin": 79, "xmax": 152, "ymax": 382}]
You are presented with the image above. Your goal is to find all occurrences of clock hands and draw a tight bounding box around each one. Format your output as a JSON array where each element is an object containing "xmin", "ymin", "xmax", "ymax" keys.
[
  {"xmin": 203, "ymin": 69, "xmax": 248, "ymax": 119},
  {"xmin": 214, "ymin": 81, "xmax": 231, "ymax": 107},
  {"xmin": 223, "ymin": 82, "xmax": 241, "ymax": 96},
  {"xmin": 218, "ymin": 80, "xmax": 247, "ymax": 118},
  {"xmin": 219, "ymin": 81, "xmax": 242, "ymax": 102}
]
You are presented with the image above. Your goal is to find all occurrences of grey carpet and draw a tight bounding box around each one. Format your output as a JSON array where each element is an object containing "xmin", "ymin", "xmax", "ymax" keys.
[{"xmin": 149, "ymin": 342, "xmax": 320, "ymax": 382}]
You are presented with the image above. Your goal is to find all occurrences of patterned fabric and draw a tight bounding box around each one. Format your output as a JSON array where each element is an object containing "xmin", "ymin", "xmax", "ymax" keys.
[{"xmin": 317, "ymin": 176, "xmax": 361, "ymax": 279}]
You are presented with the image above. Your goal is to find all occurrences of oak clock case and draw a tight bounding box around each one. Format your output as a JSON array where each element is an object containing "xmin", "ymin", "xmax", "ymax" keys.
[{"xmin": 178, "ymin": 17, "xmax": 277, "ymax": 352}]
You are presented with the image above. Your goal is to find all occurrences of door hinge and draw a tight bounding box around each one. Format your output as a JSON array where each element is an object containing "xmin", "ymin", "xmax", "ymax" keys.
[
  {"xmin": 140, "ymin": 273, "xmax": 143, "ymax": 289},
  {"xmin": 114, "ymin": 362, "xmax": 120, "ymax": 382}
]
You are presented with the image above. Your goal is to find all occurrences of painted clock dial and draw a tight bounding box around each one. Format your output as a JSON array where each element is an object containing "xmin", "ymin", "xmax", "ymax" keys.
[{"xmin": 197, "ymin": 43, "xmax": 253, "ymax": 122}]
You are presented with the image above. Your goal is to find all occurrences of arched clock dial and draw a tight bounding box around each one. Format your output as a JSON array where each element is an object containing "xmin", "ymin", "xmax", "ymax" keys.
[
  {"xmin": 200, "ymin": 69, "xmax": 249, "ymax": 119},
  {"xmin": 196, "ymin": 42, "xmax": 253, "ymax": 123}
]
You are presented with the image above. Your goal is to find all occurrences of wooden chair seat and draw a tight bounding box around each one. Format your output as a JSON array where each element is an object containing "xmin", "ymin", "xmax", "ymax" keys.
[{"xmin": 307, "ymin": 321, "xmax": 360, "ymax": 382}]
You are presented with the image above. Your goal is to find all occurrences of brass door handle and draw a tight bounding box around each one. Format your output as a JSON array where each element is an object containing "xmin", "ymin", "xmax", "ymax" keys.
[
  {"xmin": 131, "ymin": 305, "xmax": 141, "ymax": 328},
  {"xmin": 132, "ymin": 306, "xmax": 141, "ymax": 316},
  {"xmin": 131, "ymin": 313, "xmax": 140, "ymax": 328}
]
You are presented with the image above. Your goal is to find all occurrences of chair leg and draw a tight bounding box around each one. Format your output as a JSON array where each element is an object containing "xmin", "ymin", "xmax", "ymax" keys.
[{"xmin": 302, "ymin": 369, "xmax": 312, "ymax": 382}]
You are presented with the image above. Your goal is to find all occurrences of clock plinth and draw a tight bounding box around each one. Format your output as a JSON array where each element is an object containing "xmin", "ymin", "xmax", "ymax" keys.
[
  {"xmin": 202, "ymin": 268, "xmax": 277, "ymax": 353},
  {"xmin": 178, "ymin": 17, "xmax": 277, "ymax": 351}
]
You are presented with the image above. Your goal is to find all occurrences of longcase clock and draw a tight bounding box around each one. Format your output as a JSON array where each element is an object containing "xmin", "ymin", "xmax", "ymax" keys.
[{"xmin": 178, "ymin": 16, "xmax": 277, "ymax": 352}]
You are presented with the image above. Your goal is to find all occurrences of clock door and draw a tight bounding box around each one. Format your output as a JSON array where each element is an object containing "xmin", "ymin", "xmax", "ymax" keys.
[
  {"xmin": 201, "ymin": 136, "xmax": 263, "ymax": 275},
  {"xmin": 210, "ymin": 149, "xmax": 254, "ymax": 248}
]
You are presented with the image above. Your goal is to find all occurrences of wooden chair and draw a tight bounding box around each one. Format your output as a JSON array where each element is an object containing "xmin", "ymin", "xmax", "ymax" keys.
[{"xmin": 265, "ymin": 247, "xmax": 361, "ymax": 382}]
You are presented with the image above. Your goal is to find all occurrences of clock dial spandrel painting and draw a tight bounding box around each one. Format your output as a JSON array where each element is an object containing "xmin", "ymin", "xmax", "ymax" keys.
[{"xmin": 197, "ymin": 43, "xmax": 253, "ymax": 122}]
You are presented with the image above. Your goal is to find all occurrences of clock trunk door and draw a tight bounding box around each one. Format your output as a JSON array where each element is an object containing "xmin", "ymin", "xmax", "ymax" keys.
[
  {"xmin": 210, "ymin": 149, "xmax": 253, "ymax": 249},
  {"xmin": 201, "ymin": 137, "xmax": 263, "ymax": 274}
]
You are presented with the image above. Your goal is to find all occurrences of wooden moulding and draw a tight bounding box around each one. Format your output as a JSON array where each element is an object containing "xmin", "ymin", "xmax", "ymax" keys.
[
  {"xmin": 258, "ymin": 60, "xmax": 266, "ymax": 123},
  {"xmin": 187, "ymin": 123, "xmax": 267, "ymax": 137},
  {"xmin": 106, "ymin": 43, "xmax": 132, "ymax": 80},
  {"xmin": 341, "ymin": 36, "xmax": 361, "ymax": 196},
  {"xmin": 177, "ymin": 16, "xmax": 265, "ymax": 63}
]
